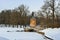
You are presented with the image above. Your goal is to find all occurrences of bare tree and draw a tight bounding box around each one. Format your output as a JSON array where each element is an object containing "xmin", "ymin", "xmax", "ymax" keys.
[{"xmin": 41, "ymin": 0, "xmax": 60, "ymax": 27}]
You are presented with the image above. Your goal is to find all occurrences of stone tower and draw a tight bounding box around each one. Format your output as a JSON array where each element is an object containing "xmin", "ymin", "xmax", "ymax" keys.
[{"xmin": 30, "ymin": 12, "xmax": 36, "ymax": 28}]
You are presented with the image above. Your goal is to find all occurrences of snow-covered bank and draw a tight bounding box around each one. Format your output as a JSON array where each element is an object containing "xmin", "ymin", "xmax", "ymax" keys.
[
  {"xmin": 0, "ymin": 32, "xmax": 45, "ymax": 40},
  {"xmin": 0, "ymin": 27, "xmax": 45, "ymax": 40},
  {"xmin": 0, "ymin": 25, "xmax": 60, "ymax": 40},
  {"xmin": 0, "ymin": 37, "xmax": 9, "ymax": 40},
  {"xmin": 0, "ymin": 27, "xmax": 24, "ymax": 32},
  {"xmin": 42, "ymin": 28, "xmax": 60, "ymax": 40}
]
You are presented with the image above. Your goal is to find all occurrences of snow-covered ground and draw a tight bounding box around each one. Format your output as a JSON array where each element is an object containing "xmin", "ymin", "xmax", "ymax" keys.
[
  {"xmin": 0, "ymin": 32, "xmax": 45, "ymax": 40},
  {"xmin": 0, "ymin": 27, "xmax": 45, "ymax": 40},
  {"xmin": 0, "ymin": 24, "xmax": 60, "ymax": 40},
  {"xmin": 42, "ymin": 28, "xmax": 60, "ymax": 40}
]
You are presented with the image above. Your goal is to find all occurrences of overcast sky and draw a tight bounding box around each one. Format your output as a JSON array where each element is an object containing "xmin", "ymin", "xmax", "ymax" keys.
[{"xmin": 0, "ymin": 0, "xmax": 44, "ymax": 12}]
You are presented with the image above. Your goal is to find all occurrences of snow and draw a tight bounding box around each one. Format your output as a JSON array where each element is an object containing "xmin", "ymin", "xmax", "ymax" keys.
[
  {"xmin": 42, "ymin": 28, "xmax": 60, "ymax": 40},
  {"xmin": 0, "ymin": 24, "xmax": 60, "ymax": 40},
  {"xmin": 0, "ymin": 32, "xmax": 45, "ymax": 40},
  {"xmin": 0, "ymin": 37, "xmax": 9, "ymax": 40},
  {"xmin": 0, "ymin": 27, "xmax": 45, "ymax": 40}
]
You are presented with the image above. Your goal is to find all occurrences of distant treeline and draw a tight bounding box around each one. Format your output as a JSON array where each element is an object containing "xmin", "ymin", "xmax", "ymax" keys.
[
  {"xmin": 0, "ymin": 5, "xmax": 40, "ymax": 26},
  {"xmin": 0, "ymin": 3, "xmax": 60, "ymax": 28}
]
